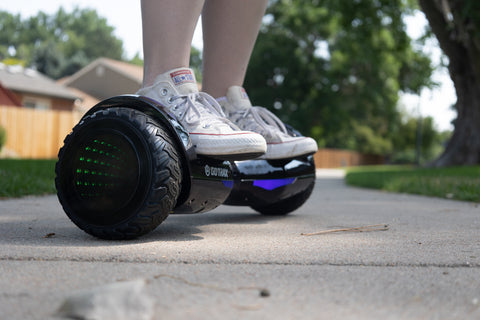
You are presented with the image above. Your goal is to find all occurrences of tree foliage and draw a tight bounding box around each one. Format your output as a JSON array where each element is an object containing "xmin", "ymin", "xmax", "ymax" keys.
[
  {"xmin": 0, "ymin": 8, "xmax": 124, "ymax": 79},
  {"xmin": 390, "ymin": 112, "xmax": 448, "ymax": 164},
  {"xmin": 189, "ymin": 46, "xmax": 203, "ymax": 83},
  {"xmin": 245, "ymin": 0, "xmax": 435, "ymax": 155}
]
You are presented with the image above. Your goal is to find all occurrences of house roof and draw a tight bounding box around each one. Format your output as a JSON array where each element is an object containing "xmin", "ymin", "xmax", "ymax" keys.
[
  {"xmin": 61, "ymin": 58, "xmax": 143, "ymax": 100},
  {"xmin": 0, "ymin": 63, "xmax": 78, "ymax": 100}
]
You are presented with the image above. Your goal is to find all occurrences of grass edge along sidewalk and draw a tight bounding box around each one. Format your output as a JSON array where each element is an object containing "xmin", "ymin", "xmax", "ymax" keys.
[
  {"xmin": 0, "ymin": 159, "xmax": 56, "ymax": 198},
  {"xmin": 345, "ymin": 165, "xmax": 480, "ymax": 203}
]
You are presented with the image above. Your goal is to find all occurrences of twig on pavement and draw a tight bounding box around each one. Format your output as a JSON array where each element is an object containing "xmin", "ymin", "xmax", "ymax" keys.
[{"xmin": 301, "ymin": 224, "xmax": 389, "ymax": 236}]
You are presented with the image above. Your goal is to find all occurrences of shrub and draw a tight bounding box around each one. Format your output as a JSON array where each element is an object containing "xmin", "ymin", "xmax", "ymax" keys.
[{"xmin": 0, "ymin": 125, "xmax": 6, "ymax": 151}]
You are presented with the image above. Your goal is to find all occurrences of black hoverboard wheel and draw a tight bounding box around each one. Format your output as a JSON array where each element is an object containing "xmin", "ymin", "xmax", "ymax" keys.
[
  {"xmin": 55, "ymin": 107, "xmax": 182, "ymax": 239},
  {"xmin": 225, "ymin": 156, "xmax": 316, "ymax": 215}
]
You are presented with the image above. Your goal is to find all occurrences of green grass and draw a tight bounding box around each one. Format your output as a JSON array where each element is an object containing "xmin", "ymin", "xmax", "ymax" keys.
[
  {"xmin": 345, "ymin": 165, "xmax": 480, "ymax": 202},
  {"xmin": 0, "ymin": 159, "xmax": 57, "ymax": 198}
]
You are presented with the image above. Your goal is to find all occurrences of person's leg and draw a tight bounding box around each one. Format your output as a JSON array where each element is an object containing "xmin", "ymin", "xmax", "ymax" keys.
[
  {"xmin": 201, "ymin": 0, "xmax": 318, "ymax": 159},
  {"xmin": 141, "ymin": 0, "xmax": 204, "ymax": 87},
  {"xmin": 201, "ymin": 0, "xmax": 268, "ymax": 98},
  {"xmin": 138, "ymin": 0, "xmax": 266, "ymax": 159}
]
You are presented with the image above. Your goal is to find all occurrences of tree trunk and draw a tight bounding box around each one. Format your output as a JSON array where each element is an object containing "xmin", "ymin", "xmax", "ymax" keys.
[{"xmin": 419, "ymin": 0, "xmax": 480, "ymax": 166}]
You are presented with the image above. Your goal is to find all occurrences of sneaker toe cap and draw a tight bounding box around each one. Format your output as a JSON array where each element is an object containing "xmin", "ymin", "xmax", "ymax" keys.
[{"xmin": 265, "ymin": 136, "xmax": 318, "ymax": 159}]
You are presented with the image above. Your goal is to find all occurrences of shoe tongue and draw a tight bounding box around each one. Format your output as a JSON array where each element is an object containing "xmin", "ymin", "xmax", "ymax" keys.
[
  {"xmin": 157, "ymin": 68, "xmax": 199, "ymax": 94},
  {"xmin": 224, "ymin": 86, "xmax": 252, "ymax": 112}
]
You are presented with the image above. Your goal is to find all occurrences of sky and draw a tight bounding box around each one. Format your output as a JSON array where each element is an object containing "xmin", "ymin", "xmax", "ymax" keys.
[{"xmin": 1, "ymin": 0, "xmax": 456, "ymax": 131}]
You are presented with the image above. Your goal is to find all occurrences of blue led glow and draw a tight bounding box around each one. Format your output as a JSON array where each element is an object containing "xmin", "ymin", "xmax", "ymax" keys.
[
  {"xmin": 222, "ymin": 180, "xmax": 234, "ymax": 188},
  {"xmin": 253, "ymin": 178, "xmax": 296, "ymax": 190}
]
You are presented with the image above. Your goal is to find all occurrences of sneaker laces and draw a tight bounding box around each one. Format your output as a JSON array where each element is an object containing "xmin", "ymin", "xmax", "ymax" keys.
[
  {"xmin": 171, "ymin": 92, "xmax": 238, "ymax": 129},
  {"xmin": 230, "ymin": 106, "xmax": 289, "ymax": 139}
]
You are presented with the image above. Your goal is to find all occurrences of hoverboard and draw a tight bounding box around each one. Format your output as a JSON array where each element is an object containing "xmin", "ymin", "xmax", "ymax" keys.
[{"xmin": 55, "ymin": 95, "xmax": 315, "ymax": 239}]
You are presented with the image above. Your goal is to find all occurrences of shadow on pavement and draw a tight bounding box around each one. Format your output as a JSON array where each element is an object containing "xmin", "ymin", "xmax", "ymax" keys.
[{"xmin": 0, "ymin": 198, "xmax": 297, "ymax": 247}]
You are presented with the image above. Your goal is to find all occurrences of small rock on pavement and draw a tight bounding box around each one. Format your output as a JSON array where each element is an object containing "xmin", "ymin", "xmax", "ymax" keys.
[{"xmin": 55, "ymin": 279, "xmax": 154, "ymax": 320}]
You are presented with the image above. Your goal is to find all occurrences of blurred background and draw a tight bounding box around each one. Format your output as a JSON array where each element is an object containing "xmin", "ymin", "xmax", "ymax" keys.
[{"xmin": 1, "ymin": 0, "xmax": 477, "ymax": 168}]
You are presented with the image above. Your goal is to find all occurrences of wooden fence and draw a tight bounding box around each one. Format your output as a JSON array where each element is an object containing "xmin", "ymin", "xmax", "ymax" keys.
[
  {"xmin": 0, "ymin": 105, "xmax": 82, "ymax": 159},
  {"xmin": 314, "ymin": 148, "xmax": 384, "ymax": 168}
]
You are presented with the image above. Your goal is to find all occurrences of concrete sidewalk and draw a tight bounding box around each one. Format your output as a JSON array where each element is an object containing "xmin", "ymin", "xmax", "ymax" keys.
[{"xmin": 0, "ymin": 170, "xmax": 479, "ymax": 319}]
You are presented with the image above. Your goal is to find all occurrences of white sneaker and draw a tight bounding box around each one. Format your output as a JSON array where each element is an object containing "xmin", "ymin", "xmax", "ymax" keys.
[
  {"xmin": 137, "ymin": 69, "xmax": 266, "ymax": 159},
  {"xmin": 217, "ymin": 86, "xmax": 318, "ymax": 159}
]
